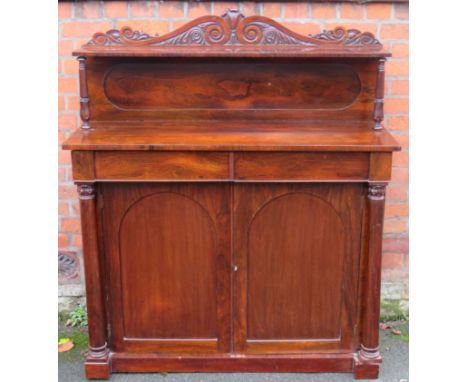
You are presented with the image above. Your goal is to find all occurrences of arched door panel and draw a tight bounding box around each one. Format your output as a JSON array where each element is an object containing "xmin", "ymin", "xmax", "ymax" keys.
[
  {"xmin": 101, "ymin": 183, "xmax": 231, "ymax": 354},
  {"xmin": 233, "ymin": 183, "xmax": 363, "ymax": 353}
]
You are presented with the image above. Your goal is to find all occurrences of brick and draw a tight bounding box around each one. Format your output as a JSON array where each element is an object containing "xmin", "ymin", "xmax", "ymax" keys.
[
  {"xmin": 387, "ymin": 185, "xmax": 407, "ymax": 201},
  {"xmin": 391, "ymin": 168, "xmax": 409, "ymax": 184},
  {"xmin": 392, "ymin": 43, "xmax": 409, "ymax": 58},
  {"xmin": 393, "ymin": 151, "xmax": 409, "ymax": 167},
  {"xmin": 58, "ymin": 131, "xmax": 69, "ymax": 145},
  {"xmin": 59, "ymin": 201, "xmax": 69, "ymax": 216},
  {"xmin": 67, "ymin": 96, "xmax": 80, "ymax": 112},
  {"xmin": 385, "ymin": 203, "xmax": 409, "ymax": 219},
  {"xmin": 282, "ymin": 22, "xmax": 320, "ymax": 36},
  {"xmin": 325, "ymin": 23, "xmax": 377, "ymax": 36},
  {"xmin": 104, "ymin": 1, "xmax": 129, "ymax": 18},
  {"xmin": 366, "ymin": 3, "xmax": 391, "ymax": 20},
  {"xmin": 340, "ymin": 4, "xmax": 365, "ymax": 19},
  {"xmin": 284, "ymin": 2, "xmax": 309, "ymax": 18},
  {"xmin": 214, "ymin": 2, "xmax": 238, "ymax": 15},
  {"xmin": 188, "ymin": 1, "xmax": 211, "ymax": 18},
  {"xmin": 58, "ymin": 167, "xmax": 66, "ymax": 183},
  {"xmin": 386, "ymin": 60, "xmax": 409, "ymax": 77},
  {"xmin": 61, "ymin": 218, "xmax": 82, "ymax": 234},
  {"xmin": 59, "ymin": 184, "xmax": 78, "ymax": 200},
  {"xmin": 386, "ymin": 98, "xmax": 409, "ymax": 113},
  {"xmin": 242, "ymin": 2, "xmax": 261, "ymax": 16},
  {"xmin": 382, "ymin": 268, "xmax": 408, "ymax": 282},
  {"xmin": 391, "ymin": 80, "xmax": 409, "ymax": 96},
  {"xmin": 387, "ymin": 116, "xmax": 408, "ymax": 131},
  {"xmin": 62, "ymin": 22, "xmax": 112, "ymax": 38},
  {"xmin": 383, "ymin": 219, "xmax": 407, "ymax": 234},
  {"xmin": 312, "ymin": 4, "xmax": 336, "ymax": 19},
  {"xmin": 58, "ymin": 59, "xmax": 63, "ymax": 76},
  {"xmin": 116, "ymin": 20, "xmax": 169, "ymax": 36},
  {"xmin": 72, "ymin": 234, "xmax": 83, "ymax": 248},
  {"xmin": 59, "ymin": 233, "xmax": 69, "ymax": 249},
  {"xmin": 383, "ymin": 236, "xmax": 409, "ymax": 254},
  {"xmin": 263, "ymin": 2, "xmax": 282, "ymax": 18},
  {"xmin": 63, "ymin": 58, "xmax": 78, "ymax": 76},
  {"xmin": 381, "ymin": 24, "xmax": 409, "ymax": 40},
  {"xmin": 71, "ymin": 201, "xmax": 80, "ymax": 216},
  {"xmin": 59, "ymin": 115, "xmax": 78, "ymax": 130},
  {"xmin": 59, "ymin": 150, "xmax": 72, "ymax": 165},
  {"xmin": 394, "ymin": 134, "xmax": 409, "ymax": 150},
  {"xmin": 171, "ymin": 20, "xmax": 189, "ymax": 31},
  {"xmin": 159, "ymin": 1, "xmax": 185, "ymax": 18},
  {"xmin": 58, "ymin": 3, "xmax": 72, "ymax": 19},
  {"xmin": 394, "ymin": 3, "xmax": 409, "ymax": 20},
  {"xmin": 74, "ymin": 1, "xmax": 100, "ymax": 19},
  {"xmin": 58, "ymin": 96, "xmax": 66, "ymax": 113},
  {"xmin": 131, "ymin": 1, "xmax": 156, "ymax": 17},
  {"xmin": 73, "ymin": 39, "xmax": 91, "ymax": 50},
  {"xmin": 382, "ymin": 253, "xmax": 404, "ymax": 269},
  {"xmin": 58, "ymin": 40, "xmax": 73, "ymax": 56}
]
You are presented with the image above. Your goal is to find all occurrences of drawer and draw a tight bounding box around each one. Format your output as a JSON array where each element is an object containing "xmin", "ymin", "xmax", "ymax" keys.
[
  {"xmin": 95, "ymin": 152, "xmax": 230, "ymax": 180},
  {"xmin": 234, "ymin": 152, "xmax": 369, "ymax": 181}
]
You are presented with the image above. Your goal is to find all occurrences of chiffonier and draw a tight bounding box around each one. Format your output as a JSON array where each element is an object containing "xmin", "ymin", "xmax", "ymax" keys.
[{"xmin": 62, "ymin": 10, "xmax": 400, "ymax": 380}]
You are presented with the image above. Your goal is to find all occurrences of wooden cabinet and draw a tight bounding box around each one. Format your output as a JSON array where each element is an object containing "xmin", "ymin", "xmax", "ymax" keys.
[{"xmin": 63, "ymin": 10, "xmax": 400, "ymax": 380}]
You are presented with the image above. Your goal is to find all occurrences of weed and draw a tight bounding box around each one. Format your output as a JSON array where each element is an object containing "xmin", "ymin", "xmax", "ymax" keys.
[{"xmin": 68, "ymin": 305, "xmax": 88, "ymax": 327}]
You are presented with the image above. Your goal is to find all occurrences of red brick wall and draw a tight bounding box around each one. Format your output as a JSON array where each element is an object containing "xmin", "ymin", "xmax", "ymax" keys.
[{"xmin": 58, "ymin": 1, "xmax": 409, "ymax": 304}]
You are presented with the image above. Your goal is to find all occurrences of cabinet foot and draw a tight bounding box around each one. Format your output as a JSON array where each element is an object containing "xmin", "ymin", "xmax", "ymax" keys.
[
  {"xmin": 84, "ymin": 347, "xmax": 110, "ymax": 380},
  {"xmin": 353, "ymin": 349, "xmax": 382, "ymax": 380}
]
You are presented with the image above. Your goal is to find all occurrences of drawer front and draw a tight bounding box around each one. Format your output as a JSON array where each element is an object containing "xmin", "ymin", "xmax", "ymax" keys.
[
  {"xmin": 234, "ymin": 152, "xmax": 369, "ymax": 181},
  {"xmin": 95, "ymin": 151, "xmax": 230, "ymax": 180}
]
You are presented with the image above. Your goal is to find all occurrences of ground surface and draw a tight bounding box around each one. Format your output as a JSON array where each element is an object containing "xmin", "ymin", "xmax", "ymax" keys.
[{"xmin": 59, "ymin": 321, "xmax": 408, "ymax": 382}]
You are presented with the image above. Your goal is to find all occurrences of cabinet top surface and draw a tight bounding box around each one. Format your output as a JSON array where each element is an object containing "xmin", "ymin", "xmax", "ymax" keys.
[
  {"xmin": 62, "ymin": 122, "xmax": 400, "ymax": 152},
  {"xmin": 73, "ymin": 10, "xmax": 390, "ymax": 59}
]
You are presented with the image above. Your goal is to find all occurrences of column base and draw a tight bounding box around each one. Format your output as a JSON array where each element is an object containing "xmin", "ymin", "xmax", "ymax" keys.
[
  {"xmin": 84, "ymin": 346, "xmax": 110, "ymax": 380},
  {"xmin": 353, "ymin": 349, "xmax": 382, "ymax": 380}
]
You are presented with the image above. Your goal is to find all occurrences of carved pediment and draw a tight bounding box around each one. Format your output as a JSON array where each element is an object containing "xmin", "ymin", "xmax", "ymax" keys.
[{"xmin": 85, "ymin": 9, "xmax": 382, "ymax": 49}]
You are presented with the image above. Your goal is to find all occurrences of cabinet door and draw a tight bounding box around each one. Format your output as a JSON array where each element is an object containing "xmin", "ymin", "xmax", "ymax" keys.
[
  {"xmin": 100, "ymin": 183, "xmax": 231, "ymax": 354},
  {"xmin": 233, "ymin": 183, "xmax": 363, "ymax": 353}
]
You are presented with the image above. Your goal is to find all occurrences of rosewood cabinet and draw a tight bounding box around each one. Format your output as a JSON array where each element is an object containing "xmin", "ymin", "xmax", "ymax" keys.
[{"xmin": 63, "ymin": 10, "xmax": 400, "ymax": 380}]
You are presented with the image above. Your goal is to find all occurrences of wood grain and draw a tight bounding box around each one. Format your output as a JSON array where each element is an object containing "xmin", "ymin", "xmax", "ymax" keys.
[
  {"xmin": 63, "ymin": 11, "xmax": 401, "ymax": 379},
  {"xmin": 63, "ymin": 123, "xmax": 401, "ymax": 152},
  {"xmin": 84, "ymin": 58, "xmax": 376, "ymax": 123},
  {"xmin": 95, "ymin": 151, "xmax": 230, "ymax": 180},
  {"xmin": 111, "ymin": 352, "xmax": 354, "ymax": 373},
  {"xmin": 235, "ymin": 152, "xmax": 369, "ymax": 181},
  {"xmin": 100, "ymin": 183, "xmax": 231, "ymax": 354},
  {"xmin": 104, "ymin": 62, "xmax": 360, "ymax": 111},
  {"xmin": 233, "ymin": 183, "xmax": 363, "ymax": 353}
]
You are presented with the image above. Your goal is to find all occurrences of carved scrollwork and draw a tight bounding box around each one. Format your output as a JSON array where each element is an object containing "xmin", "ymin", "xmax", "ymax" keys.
[
  {"xmin": 311, "ymin": 27, "xmax": 381, "ymax": 46},
  {"xmin": 84, "ymin": 9, "xmax": 382, "ymax": 49},
  {"xmin": 86, "ymin": 27, "xmax": 155, "ymax": 46}
]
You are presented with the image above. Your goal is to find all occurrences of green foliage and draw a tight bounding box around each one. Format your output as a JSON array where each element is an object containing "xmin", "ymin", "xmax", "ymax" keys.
[
  {"xmin": 380, "ymin": 299, "xmax": 409, "ymax": 322},
  {"xmin": 58, "ymin": 311, "xmax": 68, "ymax": 323},
  {"xmin": 58, "ymin": 330, "xmax": 89, "ymax": 361},
  {"xmin": 68, "ymin": 305, "xmax": 88, "ymax": 328}
]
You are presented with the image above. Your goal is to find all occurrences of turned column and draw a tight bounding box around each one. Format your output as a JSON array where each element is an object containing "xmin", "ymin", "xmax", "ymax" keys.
[
  {"xmin": 354, "ymin": 183, "xmax": 386, "ymax": 379},
  {"xmin": 77, "ymin": 183, "xmax": 110, "ymax": 379},
  {"xmin": 77, "ymin": 56, "xmax": 90, "ymax": 129},
  {"xmin": 373, "ymin": 58, "xmax": 385, "ymax": 130}
]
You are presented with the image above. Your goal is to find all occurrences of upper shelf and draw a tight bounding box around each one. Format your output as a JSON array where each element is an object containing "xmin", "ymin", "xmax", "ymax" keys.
[{"xmin": 73, "ymin": 9, "xmax": 390, "ymax": 59}]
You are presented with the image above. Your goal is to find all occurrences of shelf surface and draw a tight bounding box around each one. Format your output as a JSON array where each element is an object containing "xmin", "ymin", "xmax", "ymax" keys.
[
  {"xmin": 62, "ymin": 121, "xmax": 401, "ymax": 152},
  {"xmin": 74, "ymin": 45, "xmax": 390, "ymax": 59}
]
